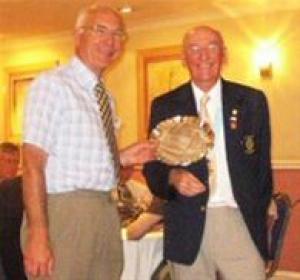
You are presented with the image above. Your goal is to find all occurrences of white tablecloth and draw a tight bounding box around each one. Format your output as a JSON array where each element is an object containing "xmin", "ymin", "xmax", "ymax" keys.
[{"xmin": 121, "ymin": 230, "xmax": 163, "ymax": 280}]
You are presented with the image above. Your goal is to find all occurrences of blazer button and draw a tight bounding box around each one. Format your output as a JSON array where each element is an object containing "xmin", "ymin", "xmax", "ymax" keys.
[{"xmin": 200, "ymin": 206, "xmax": 206, "ymax": 212}]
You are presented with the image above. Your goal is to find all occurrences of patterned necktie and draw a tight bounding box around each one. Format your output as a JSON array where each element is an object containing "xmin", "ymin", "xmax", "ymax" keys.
[
  {"xmin": 95, "ymin": 81, "xmax": 120, "ymax": 183},
  {"xmin": 200, "ymin": 94, "xmax": 215, "ymax": 142},
  {"xmin": 200, "ymin": 94, "xmax": 216, "ymax": 194}
]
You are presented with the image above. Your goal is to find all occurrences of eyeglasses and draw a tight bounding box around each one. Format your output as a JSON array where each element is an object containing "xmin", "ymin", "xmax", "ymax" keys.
[
  {"xmin": 81, "ymin": 24, "xmax": 127, "ymax": 41},
  {"xmin": 186, "ymin": 43, "xmax": 221, "ymax": 56}
]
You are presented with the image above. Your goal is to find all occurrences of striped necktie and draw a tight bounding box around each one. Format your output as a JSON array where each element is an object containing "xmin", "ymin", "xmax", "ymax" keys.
[{"xmin": 95, "ymin": 81, "xmax": 120, "ymax": 183}]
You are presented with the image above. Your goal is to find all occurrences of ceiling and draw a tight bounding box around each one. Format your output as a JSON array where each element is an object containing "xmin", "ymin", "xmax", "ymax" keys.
[{"xmin": 0, "ymin": 0, "xmax": 300, "ymax": 43}]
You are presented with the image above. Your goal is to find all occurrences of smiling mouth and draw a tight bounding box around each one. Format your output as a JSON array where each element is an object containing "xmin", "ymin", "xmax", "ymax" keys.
[
  {"xmin": 196, "ymin": 65, "xmax": 213, "ymax": 71},
  {"xmin": 95, "ymin": 49, "xmax": 117, "ymax": 60},
  {"xmin": 99, "ymin": 48, "xmax": 115, "ymax": 55}
]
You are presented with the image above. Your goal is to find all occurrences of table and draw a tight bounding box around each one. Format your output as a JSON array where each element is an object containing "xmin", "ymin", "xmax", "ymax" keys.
[{"xmin": 121, "ymin": 229, "xmax": 163, "ymax": 280}]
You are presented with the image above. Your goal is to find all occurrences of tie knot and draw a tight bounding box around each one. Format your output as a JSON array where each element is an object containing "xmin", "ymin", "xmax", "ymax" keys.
[
  {"xmin": 200, "ymin": 94, "xmax": 210, "ymax": 106},
  {"xmin": 200, "ymin": 93, "xmax": 211, "ymax": 126}
]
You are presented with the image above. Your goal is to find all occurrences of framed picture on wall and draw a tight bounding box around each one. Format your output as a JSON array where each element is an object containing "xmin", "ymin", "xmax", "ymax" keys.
[
  {"xmin": 137, "ymin": 46, "xmax": 189, "ymax": 139},
  {"xmin": 5, "ymin": 62, "xmax": 57, "ymax": 142}
]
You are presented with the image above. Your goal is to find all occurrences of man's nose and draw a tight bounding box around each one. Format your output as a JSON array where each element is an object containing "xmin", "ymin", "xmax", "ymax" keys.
[{"xmin": 198, "ymin": 48, "xmax": 210, "ymax": 60}]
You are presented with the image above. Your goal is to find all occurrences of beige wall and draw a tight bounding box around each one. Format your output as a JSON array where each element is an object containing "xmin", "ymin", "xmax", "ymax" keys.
[
  {"xmin": 0, "ymin": 9, "xmax": 299, "ymax": 167},
  {"xmin": 0, "ymin": 35, "xmax": 73, "ymax": 142}
]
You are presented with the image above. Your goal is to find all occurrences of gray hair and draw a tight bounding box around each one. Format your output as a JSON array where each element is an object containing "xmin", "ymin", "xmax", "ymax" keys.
[
  {"xmin": 183, "ymin": 25, "xmax": 225, "ymax": 48},
  {"xmin": 75, "ymin": 3, "xmax": 124, "ymax": 31}
]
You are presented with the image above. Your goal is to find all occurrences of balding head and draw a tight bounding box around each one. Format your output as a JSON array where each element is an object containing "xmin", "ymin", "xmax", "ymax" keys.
[{"xmin": 183, "ymin": 26, "xmax": 224, "ymax": 50}]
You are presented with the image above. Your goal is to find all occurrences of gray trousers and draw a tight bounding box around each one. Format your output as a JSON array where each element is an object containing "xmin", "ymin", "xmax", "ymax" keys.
[
  {"xmin": 170, "ymin": 207, "xmax": 266, "ymax": 280},
  {"xmin": 22, "ymin": 190, "xmax": 123, "ymax": 280}
]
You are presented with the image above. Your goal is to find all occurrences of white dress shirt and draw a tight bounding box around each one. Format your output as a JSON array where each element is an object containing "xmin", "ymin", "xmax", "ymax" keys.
[
  {"xmin": 24, "ymin": 56, "xmax": 118, "ymax": 193},
  {"xmin": 191, "ymin": 80, "xmax": 238, "ymax": 208}
]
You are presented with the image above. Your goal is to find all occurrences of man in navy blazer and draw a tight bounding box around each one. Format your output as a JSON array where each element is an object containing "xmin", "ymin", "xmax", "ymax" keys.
[{"xmin": 144, "ymin": 26, "xmax": 273, "ymax": 279}]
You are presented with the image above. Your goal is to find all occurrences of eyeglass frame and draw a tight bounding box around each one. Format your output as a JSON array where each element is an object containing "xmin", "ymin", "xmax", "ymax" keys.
[
  {"xmin": 185, "ymin": 43, "xmax": 223, "ymax": 56},
  {"xmin": 79, "ymin": 24, "xmax": 127, "ymax": 41}
]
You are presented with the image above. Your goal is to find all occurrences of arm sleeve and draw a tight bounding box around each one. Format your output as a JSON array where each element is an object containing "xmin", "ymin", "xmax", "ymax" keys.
[{"xmin": 23, "ymin": 73, "xmax": 65, "ymax": 154}]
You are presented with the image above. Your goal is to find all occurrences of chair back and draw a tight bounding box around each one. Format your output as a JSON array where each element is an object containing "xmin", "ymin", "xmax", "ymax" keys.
[{"xmin": 266, "ymin": 192, "xmax": 292, "ymax": 278}]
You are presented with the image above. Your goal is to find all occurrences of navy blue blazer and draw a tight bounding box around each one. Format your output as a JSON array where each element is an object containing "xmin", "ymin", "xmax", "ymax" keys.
[{"xmin": 143, "ymin": 79, "xmax": 273, "ymax": 264}]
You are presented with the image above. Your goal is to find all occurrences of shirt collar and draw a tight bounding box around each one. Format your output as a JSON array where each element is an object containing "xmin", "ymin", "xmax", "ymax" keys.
[
  {"xmin": 71, "ymin": 56, "xmax": 100, "ymax": 94},
  {"xmin": 191, "ymin": 79, "xmax": 221, "ymax": 100}
]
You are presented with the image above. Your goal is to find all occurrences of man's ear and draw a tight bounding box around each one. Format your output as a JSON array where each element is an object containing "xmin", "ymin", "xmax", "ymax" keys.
[
  {"xmin": 222, "ymin": 47, "xmax": 228, "ymax": 65},
  {"xmin": 181, "ymin": 52, "xmax": 187, "ymax": 68},
  {"xmin": 74, "ymin": 30, "xmax": 80, "ymax": 45},
  {"xmin": 74, "ymin": 29, "xmax": 83, "ymax": 46}
]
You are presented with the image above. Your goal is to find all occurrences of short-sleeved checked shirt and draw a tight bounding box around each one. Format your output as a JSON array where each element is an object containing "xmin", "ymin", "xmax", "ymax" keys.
[{"xmin": 23, "ymin": 56, "xmax": 118, "ymax": 193}]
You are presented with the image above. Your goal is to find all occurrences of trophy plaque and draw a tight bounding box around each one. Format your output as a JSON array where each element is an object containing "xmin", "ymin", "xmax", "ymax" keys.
[{"xmin": 151, "ymin": 115, "xmax": 214, "ymax": 166}]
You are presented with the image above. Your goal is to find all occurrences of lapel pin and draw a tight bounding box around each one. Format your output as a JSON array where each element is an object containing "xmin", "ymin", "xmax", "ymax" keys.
[
  {"xmin": 230, "ymin": 108, "xmax": 239, "ymax": 130},
  {"xmin": 244, "ymin": 135, "xmax": 255, "ymax": 154}
]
